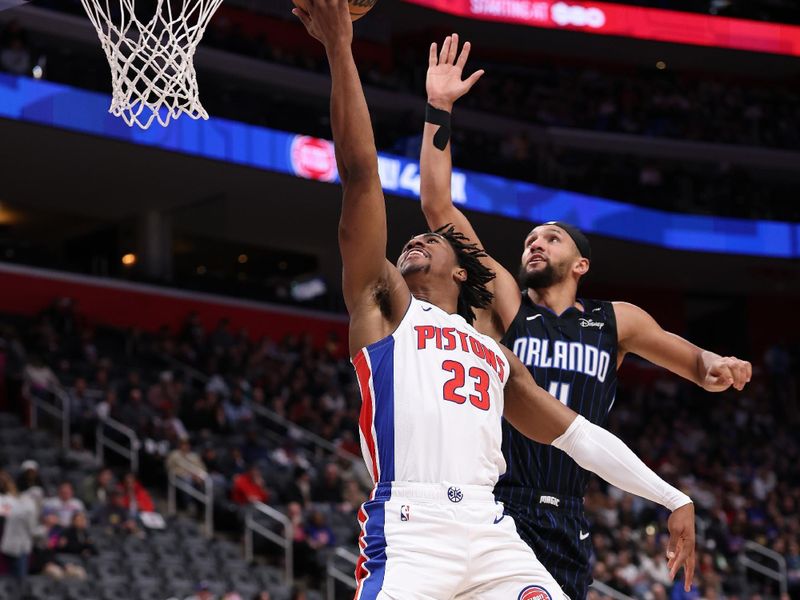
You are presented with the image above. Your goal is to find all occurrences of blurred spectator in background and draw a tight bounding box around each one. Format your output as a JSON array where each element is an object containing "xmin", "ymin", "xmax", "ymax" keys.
[
  {"xmin": 166, "ymin": 438, "xmax": 207, "ymax": 485},
  {"xmin": 58, "ymin": 511, "xmax": 96, "ymax": 558},
  {"xmin": 43, "ymin": 482, "xmax": 85, "ymax": 528},
  {"xmin": 118, "ymin": 472, "xmax": 154, "ymax": 516},
  {"xmin": 23, "ymin": 355, "xmax": 59, "ymax": 396},
  {"xmin": 96, "ymin": 488, "xmax": 142, "ymax": 537},
  {"xmin": 94, "ymin": 389, "xmax": 116, "ymax": 422},
  {"xmin": 224, "ymin": 385, "xmax": 254, "ymax": 431},
  {"xmin": 283, "ymin": 467, "xmax": 312, "ymax": 508},
  {"xmin": 305, "ymin": 509, "xmax": 335, "ymax": 552},
  {"xmin": 79, "ymin": 467, "xmax": 116, "ymax": 512},
  {"xmin": 231, "ymin": 464, "xmax": 269, "ymax": 506},
  {"xmin": 68, "ymin": 377, "xmax": 96, "ymax": 444},
  {"xmin": 0, "ymin": 471, "xmax": 38, "ymax": 580},
  {"xmin": 16, "ymin": 460, "xmax": 43, "ymax": 495},
  {"xmin": 240, "ymin": 429, "xmax": 270, "ymax": 465},
  {"xmin": 312, "ymin": 463, "xmax": 343, "ymax": 505}
]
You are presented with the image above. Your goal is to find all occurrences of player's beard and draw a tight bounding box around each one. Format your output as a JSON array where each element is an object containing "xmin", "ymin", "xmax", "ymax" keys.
[
  {"xmin": 400, "ymin": 260, "xmax": 430, "ymax": 277},
  {"xmin": 518, "ymin": 261, "xmax": 564, "ymax": 290}
]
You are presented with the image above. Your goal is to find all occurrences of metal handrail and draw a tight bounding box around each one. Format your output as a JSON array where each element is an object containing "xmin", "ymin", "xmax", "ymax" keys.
[
  {"xmin": 156, "ymin": 353, "xmax": 367, "ymax": 480},
  {"xmin": 95, "ymin": 416, "xmax": 140, "ymax": 473},
  {"xmin": 250, "ymin": 403, "xmax": 363, "ymax": 469},
  {"xmin": 28, "ymin": 386, "xmax": 70, "ymax": 450},
  {"xmin": 739, "ymin": 540, "xmax": 788, "ymax": 596},
  {"xmin": 244, "ymin": 502, "xmax": 294, "ymax": 584},
  {"xmin": 167, "ymin": 461, "xmax": 214, "ymax": 537},
  {"xmin": 326, "ymin": 547, "xmax": 358, "ymax": 600},
  {"xmin": 589, "ymin": 581, "xmax": 636, "ymax": 600}
]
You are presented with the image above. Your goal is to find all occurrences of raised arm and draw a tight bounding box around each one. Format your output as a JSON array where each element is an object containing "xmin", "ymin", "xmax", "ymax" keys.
[
  {"xmin": 500, "ymin": 346, "xmax": 696, "ymax": 591},
  {"xmin": 615, "ymin": 302, "xmax": 752, "ymax": 392},
  {"xmin": 421, "ymin": 35, "xmax": 520, "ymax": 336},
  {"xmin": 294, "ymin": 1, "xmax": 409, "ymax": 352}
]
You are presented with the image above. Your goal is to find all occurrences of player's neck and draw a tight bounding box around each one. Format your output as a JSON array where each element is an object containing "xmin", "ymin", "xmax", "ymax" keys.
[
  {"xmin": 526, "ymin": 285, "xmax": 581, "ymax": 315},
  {"xmin": 407, "ymin": 276, "xmax": 459, "ymax": 316}
]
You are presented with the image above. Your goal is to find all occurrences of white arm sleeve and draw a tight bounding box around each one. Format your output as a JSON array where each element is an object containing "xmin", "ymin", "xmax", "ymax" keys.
[{"xmin": 552, "ymin": 415, "xmax": 692, "ymax": 511}]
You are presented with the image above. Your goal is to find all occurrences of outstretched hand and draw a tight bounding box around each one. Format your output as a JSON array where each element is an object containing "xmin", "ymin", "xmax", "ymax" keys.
[
  {"xmin": 667, "ymin": 503, "xmax": 696, "ymax": 592},
  {"xmin": 427, "ymin": 33, "xmax": 485, "ymax": 112},
  {"xmin": 703, "ymin": 355, "xmax": 752, "ymax": 392},
  {"xmin": 292, "ymin": 0, "xmax": 352, "ymax": 50}
]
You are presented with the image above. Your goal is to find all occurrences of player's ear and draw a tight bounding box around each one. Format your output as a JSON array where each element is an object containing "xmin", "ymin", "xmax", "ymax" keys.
[
  {"xmin": 454, "ymin": 266, "xmax": 467, "ymax": 284},
  {"xmin": 574, "ymin": 258, "xmax": 589, "ymax": 277}
]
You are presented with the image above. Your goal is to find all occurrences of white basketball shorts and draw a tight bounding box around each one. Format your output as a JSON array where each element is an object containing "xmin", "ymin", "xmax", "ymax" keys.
[{"xmin": 353, "ymin": 482, "xmax": 570, "ymax": 600}]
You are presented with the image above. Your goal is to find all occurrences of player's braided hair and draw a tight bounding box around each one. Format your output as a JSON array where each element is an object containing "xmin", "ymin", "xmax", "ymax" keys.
[{"xmin": 434, "ymin": 224, "xmax": 495, "ymax": 325}]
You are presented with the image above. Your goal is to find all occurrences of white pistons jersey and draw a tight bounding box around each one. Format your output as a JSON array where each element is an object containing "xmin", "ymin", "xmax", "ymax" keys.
[{"xmin": 352, "ymin": 297, "xmax": 510, "ymax": 487}]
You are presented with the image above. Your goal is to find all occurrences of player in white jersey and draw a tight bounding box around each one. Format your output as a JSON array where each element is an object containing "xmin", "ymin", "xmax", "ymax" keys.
[{"xmin": 293, "ymin": 2, "xmax": 696, "ymax": 598}]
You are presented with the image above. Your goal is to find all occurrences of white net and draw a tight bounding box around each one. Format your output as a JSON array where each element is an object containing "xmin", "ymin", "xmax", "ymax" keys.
[{"xmin": 80, "ymin": 0, "xmax": 224, "ymax": 129}]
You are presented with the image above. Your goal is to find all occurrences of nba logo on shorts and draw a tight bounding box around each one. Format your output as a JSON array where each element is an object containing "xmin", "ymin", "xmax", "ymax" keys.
[
  {"xmin": 400, "ymin": 505, "xmax": 410, "ymax": 522},
  {"xmin": 518, "ymin": 585, "xmax": 552, "ymax": 600}
]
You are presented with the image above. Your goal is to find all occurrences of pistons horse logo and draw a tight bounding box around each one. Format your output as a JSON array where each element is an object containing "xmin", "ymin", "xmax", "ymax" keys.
[{"xmin": 518, "ymin": 586, "xmax": 552, "ymax": 600}]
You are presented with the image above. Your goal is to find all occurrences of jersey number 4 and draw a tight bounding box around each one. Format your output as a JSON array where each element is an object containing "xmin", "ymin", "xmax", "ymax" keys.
[
  {"xmin": 442, "ymin": 360, "xmax": 490, "ymax": 411},
  {"xmin": 548, "ymin": 382, "xmax": 571, "ymax": 406}
]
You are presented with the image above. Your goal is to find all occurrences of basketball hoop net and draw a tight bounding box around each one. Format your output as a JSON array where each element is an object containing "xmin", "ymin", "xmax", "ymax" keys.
[{"xmin": 80, "ymin": 0, "xmax": 224, "ymax": 129}]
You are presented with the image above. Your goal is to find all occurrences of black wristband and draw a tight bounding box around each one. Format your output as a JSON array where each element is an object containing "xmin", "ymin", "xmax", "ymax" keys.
[{"xmin": 425, "ymin": 103, "xmax": 452, "ymax": 151}]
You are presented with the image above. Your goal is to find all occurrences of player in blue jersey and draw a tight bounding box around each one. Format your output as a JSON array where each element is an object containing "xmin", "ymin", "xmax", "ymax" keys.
[{"xmin": 418, "ymin": 34, "xmax": 752, "ymax": 600}]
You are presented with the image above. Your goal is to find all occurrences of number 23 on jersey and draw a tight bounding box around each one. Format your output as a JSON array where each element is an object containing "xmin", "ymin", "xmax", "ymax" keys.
[{"xmin": 441, "ymin": 361, "xmax": 491, "ymax": 411}]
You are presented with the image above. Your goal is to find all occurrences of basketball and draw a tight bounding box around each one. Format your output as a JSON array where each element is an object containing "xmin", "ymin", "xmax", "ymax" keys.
[{"xmin": 292, "ymin": 0, "xmax": 377, "ymax": 21}]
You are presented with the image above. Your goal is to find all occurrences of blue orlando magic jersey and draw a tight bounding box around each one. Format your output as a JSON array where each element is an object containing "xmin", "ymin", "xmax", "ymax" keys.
[{"xmin": 497, "ymin": 294, "xmax": 618, "ymax": 500}]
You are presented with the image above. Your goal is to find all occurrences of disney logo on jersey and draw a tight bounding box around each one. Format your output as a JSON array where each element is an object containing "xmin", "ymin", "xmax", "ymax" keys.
[
  {"xmin": 415, "ymin": 325, "xmax": 506, "ymax": 380},
  {"xmin": 579, "ymin": 318, "xmax": 605, "ymax": 330},
  {"xmin": 512, "ymin": 338, "xmax": 612, "ymax": 383}
]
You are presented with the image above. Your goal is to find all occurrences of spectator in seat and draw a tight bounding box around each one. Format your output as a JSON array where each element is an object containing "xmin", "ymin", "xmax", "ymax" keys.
[
  {"xmin": 312, "ymin": 463, "xmax": 343, "ymax": 504},
  {"xmin": 287, "ymin": 501, "xmax": 314, "ymax": 579},
  {"xmin": 94, "ymin": 388, "xmax": 117, "ymax": 422},
  {"xmin": 16, "ymin": 460, "xmax": 43, "ymax": 494},
  {"xmin": 231, "ymin": 464, "xmax": 269, "ymax": 506},
  {"xmin": 96, "ymin": 488, "xmax": 142, "ymax": 536},
  {"xmin": 241, "ymin": 429, "xmax": 270, "ymax": 465},
  {"xmin": 23, "ymin": 355, "xmax": 60, "ymax": 397},
  {"xmin": 282, "ymin": 467, "xmax": 312, "ymax": 508},
  {"xmin": 166, "ymin": 438, "xmax": 207, "ymax": 511},
  {"xmin": 336, "ymin": 430, "xmax": 360, "ymax": 458},
  {"xmin": 340, "ymin": 479, "xmax": 366, "ymax": 514},
  {"xmin": 0, "ymin": 472, "xmax": 38, "ymax": 580},
  {"xmin": 31, "ymin": 508, "xmax": 86, "ymax": 581},
  {"xmin": 118, "ymin": 472, "xmax": 154, "ymax": 516},
  {"xmin": 200, "ymin": 446, "xmax": 228, "ymax": 491},
  {"xmin": 80, "ymin": 467, "xmax": 116, "ymax": 511},
  {"xmin": 224, "ymin": 385, "xmax": 254, "ymax": 431},
  {"xmin": 58, "ymin": 512, "xmax": 96, "ymax": 558},
  {"xmin": 115, "ymin": 387, "xmax": 153, "ymax": 435},
  {"xmin": 305, "ymin": 509, "xmax": 335, "ymax": 551},
  {"xmin": 166, "ymin": 438, "xmax": 207, "ymax": 484},
  {"xmin": 68, "ymin": 377, "xmax": 96, "ymax": 444},
  {"xmin": 43, "ymin": 482, "xmax": 86, "ymax": 528}
]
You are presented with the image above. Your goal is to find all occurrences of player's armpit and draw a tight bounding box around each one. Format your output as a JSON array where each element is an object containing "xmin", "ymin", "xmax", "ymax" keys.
[{"xmin": 500, "ymin": 346, "xmax": 576, "ymax": 444}]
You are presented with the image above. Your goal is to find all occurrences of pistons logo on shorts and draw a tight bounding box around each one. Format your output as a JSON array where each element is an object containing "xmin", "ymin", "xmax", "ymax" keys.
[{"xmin": 518, "ymin": 586, "xmax": 552, "ymax": 600}]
